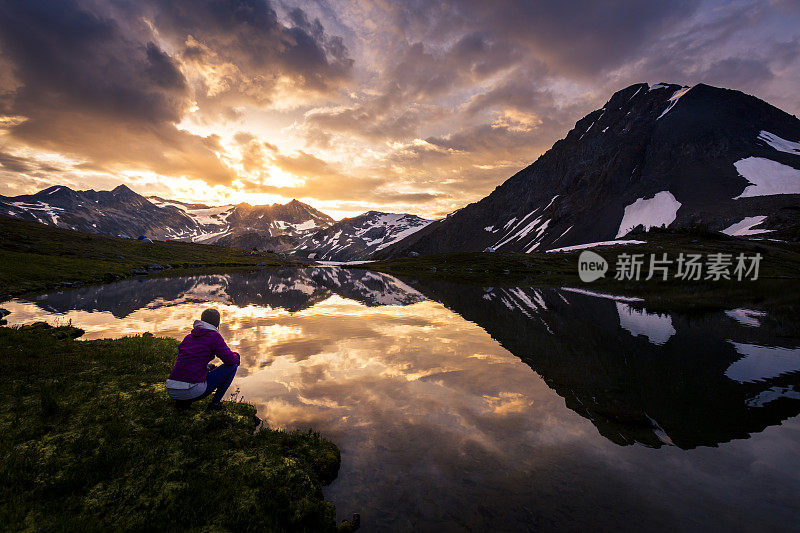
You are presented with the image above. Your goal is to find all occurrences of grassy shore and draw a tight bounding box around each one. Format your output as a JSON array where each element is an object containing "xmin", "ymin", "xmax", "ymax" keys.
[
  {"xmin": 0, "ymin": 322, "xmax": 343, "ymax": 531},
  {"xmin": 357, "ymin": 230, "xmax": 800, "ymax": 311},
  {"xmin": 0, "ymin": 215, "xmax": 292, "ymax": 299}
]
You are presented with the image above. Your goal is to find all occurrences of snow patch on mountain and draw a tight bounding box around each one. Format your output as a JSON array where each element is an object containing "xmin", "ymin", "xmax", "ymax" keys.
[
  {"xmin": 546, "ymin": 239, "xmax": 646, "ymax": 252},
  {"xmin": 725, "ymin": 342, "xmax": 800, "ymax": 383},
  {"xmin": 746, "ymin": 386, "xmax": 800, "ymax": 407},
  {"xmin": 8, "ymin": 201, "xmax": 65, "ymax": 226},
  {"xmin": 180, "ymin": 205, "xmax": 235, "ymax": 225},
  {"xmin": 299, "ymin": 212, "xmax": 432, "ymax": 261},
  {"xmin": 722, "ymin": 216, "xmax": 772, "ymax": 236},
  {"xmin": 758, "ymin": 130, "xmax": 800, "ymax": 155},
  {"xmin": 733, "ymin": 157, "xmax": 800, "ymax": 198},
  {"xmin": 616, "ymin": 303, "xmax": 676, "ymax": 345},
  {"xmin": 657, "ymin": 86, "xmax": 692, "ymax": 120},
  {"xmin": 492, "ymin": 196, "xmax": 558, "ymax": 251},
  {"xmin": 616, "ymin": 191, "xmax": 681, "ymax": 238},
  {"xmin": 725, "ymin": 308, "xmax": 767, "ymax": 327},
  {"xmin": 560, "ymin": 287, "xmax": 644, "ymax": 303}
]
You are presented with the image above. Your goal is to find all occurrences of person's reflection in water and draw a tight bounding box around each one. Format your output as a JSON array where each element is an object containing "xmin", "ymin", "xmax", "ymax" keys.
[{"xmin": 165, "ymin": 308, "xmax": 240, "ymax": 411}]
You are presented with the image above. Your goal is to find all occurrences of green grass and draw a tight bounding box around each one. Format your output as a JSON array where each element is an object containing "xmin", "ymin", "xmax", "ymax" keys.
[
  {"xmin": 0, "ymin": 323, "xmax": 342, "ymax": 531},
  {"xmin": 0, "ymin": 215, "xmax": 293, "ymax": 299},
  {"xmin": 357, "ymin": 230, "xmax": 800, "ymax": 311}
]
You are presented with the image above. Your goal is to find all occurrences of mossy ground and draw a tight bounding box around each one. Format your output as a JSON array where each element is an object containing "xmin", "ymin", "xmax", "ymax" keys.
[
  {"xmin": 0, "ymin": 323, "xmax": 341, "ymax": 532},
  {"xmin": 358, "ymin": 230, "xmax": 800, "ymax": 312},
  {"xmin": 0, "ymin": 215, "xmax": 292, "ymax": 299}
]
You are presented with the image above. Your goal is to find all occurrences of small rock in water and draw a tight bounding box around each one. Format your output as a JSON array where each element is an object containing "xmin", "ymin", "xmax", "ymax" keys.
[
  {"xmin": 0, "ymin": 308, "xmax": 10, "ymax": 318},
  {"xmin": 130, "ymin": 268, "xmax": 148, "ymax": 275}
]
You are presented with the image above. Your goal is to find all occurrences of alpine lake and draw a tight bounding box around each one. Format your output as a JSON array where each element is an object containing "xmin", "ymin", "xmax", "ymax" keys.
[{"xmin": 3, "ymin": 266, "xmax": 799, "ymax": 532}]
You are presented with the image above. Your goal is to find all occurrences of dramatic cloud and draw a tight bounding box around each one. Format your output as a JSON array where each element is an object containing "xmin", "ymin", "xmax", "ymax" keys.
[
  {"xmin": 0, "ymin": 0, "xmax": 798, "ymax": 218},
  {"xmin": 0, "ymin": 0, "xmax": 351, "ymax": 187}
]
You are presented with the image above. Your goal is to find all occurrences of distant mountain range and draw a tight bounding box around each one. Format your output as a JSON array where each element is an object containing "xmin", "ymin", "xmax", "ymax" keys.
[
  {"xmin": 381, "ymin": 82, "xmax": 800, "ymax": 257},
  {"xmin": 0, "ymin": 185, "xmax": 429, "ymax": 260},
  {"xmin": 3, "ymin": 82, "xmax": 798, "ymax": 260},
  {"xmin": 296, "ymin": 211, "xmax": 431, "ymax": 261}
]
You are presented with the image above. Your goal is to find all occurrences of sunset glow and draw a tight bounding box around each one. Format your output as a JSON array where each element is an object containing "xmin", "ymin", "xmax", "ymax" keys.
[{"xmin": 1, "ymin": 1, "xmax": 799, "ymax": 219}]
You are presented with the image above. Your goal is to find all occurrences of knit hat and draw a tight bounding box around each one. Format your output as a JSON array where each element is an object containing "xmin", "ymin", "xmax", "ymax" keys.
[{"xmin": 200, "ymin": 308, "xmax": 221, "ymax": 328}]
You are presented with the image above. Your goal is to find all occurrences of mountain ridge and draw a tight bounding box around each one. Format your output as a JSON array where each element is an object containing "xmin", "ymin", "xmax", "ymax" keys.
[
  {"xmin": 379, "ymin": 82, "xmax": 800, "ymax": 257},
  {"xmin": 0, "ymin": 184, "xmax": 432, "ymax": 260}
]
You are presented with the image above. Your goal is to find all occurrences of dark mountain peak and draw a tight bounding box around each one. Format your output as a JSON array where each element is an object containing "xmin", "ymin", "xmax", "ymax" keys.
[
  {"xmin": 380, "ymin": 82, "xmax": 800, "ymax": 257},
  {"xmin": 111, "ymin": 184, "xmax": 139, "ymax": 197},
  {"xmin": 33, "ymin": 185, "xmax": 76, "ymax": 198}
]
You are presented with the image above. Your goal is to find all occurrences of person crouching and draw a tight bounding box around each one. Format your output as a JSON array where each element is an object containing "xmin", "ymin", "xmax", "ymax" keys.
[{"xmin": 166, "ymin": 308, "xmax": 240, "ymax": 411}]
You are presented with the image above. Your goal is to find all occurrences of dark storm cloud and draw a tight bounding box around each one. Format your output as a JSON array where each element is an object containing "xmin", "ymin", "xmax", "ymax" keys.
[
  {"xmin": 0, "ymin": 0, "xmax": 352, "ymax": 184},
  {"xmin": 299, "ymin": 0, "xmax": 700, "ymax": 144},
  {"xmin": 0, "ymin": 1, "xmax": 188, "ymax": 123},
  {"xmin": 0, "ymin": 0, "xmax": 228, "ymax": 182},
  {"xmin": 700, "ymin": 58, "xmax": 775, "ymax": 88},
  {"xmin": 300, "ymin": 33, "xmax": 523, "ymax": 142},
  {"xmin": 373, "ymin": 0, "xmax": 699, "ymax": 77},
  {"xmin": 463, "ymin": 69, "xmax": 554, "ymax": 116},
  {"xmin": 0, "ymin": 150, "xmax": 34, "ymax": 173},
  {"xmin": 139, "ymin": 0, "xmax": 353, "ymax": 107}
]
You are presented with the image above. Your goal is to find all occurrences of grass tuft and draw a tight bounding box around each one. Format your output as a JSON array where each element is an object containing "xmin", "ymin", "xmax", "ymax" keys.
[{"xmin": 0, "ymin": 323, "xmax": 341, "ymax": 531}]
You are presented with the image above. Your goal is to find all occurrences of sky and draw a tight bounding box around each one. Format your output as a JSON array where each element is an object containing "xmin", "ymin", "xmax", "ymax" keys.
[{"xmin": 0, "ymin": 0, "xmax": 799, "ymax": 220}]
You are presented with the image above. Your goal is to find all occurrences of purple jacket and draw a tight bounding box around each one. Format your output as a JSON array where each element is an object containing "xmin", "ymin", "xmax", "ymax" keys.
[{"xmin": 168, "ymin": 321, "xmax": 240, "ymax": 383}]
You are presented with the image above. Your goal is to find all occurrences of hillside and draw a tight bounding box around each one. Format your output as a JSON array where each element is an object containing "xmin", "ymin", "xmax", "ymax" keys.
[
  {"xmin": 0, "ymin": 215, "xmax": 287, "ymax": 298},
  {"xmin": 380, "ymin": 83, "xmax": 800, "ymax": 257}
]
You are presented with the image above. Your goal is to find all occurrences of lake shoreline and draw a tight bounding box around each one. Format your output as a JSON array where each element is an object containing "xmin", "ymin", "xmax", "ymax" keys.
[
  {"xmin": 0, "ymin": 321, "xmax": 345, "ymax": 531},
  {"xmin": 0, "ymin": 214, "xmax": 295, "ymax": 300},
  {"xmin": 349, "ymin": 231, "xmax": 800, "ymax": 312}
]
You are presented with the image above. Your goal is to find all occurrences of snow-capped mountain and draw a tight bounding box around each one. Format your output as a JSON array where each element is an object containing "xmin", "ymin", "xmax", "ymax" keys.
[
  {"xmin": 24, "ymin": 267, "xmax": 426, "ymax": 317},
  {"xmin": 0, "ymin": 184, "xmax": 333, "ymax": 245},
  {"xmin": 381, "ymin": 82, "xmax": 800, "ymax": 257},
  {"xmin": 148, "ymin": 196, "xmax": 333, "ymax": 248},
  {"xmin": 297, "ymin": 211, "xmax": 432, "ymax": 261},
  {"xmin": 1, "ymin": 185, "xmax": 200, "ymax": 239}
]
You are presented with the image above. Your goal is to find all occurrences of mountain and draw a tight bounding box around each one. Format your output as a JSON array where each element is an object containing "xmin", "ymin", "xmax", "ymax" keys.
[
  {"xmin": 405, "ymin": 279, "xmax": 800, "ymax": 449},
  {"xmin": 148, "ymin": 196, "xmax": 334, "ymax": 249},
  {"xmin": 381, "ymin": 83, "xmax": 800, "ymax": 257},
  {"xmin": 296, "ymin": 211, "xmax": 432, "ymax": 261},
  {"xmin": 0, "ymin": 185, "xmax": 333, "ymax": 246},
  {"xmin": 24, "ymin": 267, "xmax": 426, "ymax": 317},
  {"xmin": 1, "ymin": 185, "xmax": 199, "ymax": 239}
]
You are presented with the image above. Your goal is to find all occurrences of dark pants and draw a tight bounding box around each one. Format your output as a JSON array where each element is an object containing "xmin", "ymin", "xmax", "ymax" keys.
[{"xmin": 197, "ymin": 364, "xmax": 238, "ymax": 404}]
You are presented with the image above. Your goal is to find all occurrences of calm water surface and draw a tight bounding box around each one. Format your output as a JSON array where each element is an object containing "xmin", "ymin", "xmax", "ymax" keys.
[{"xmin": 3, "ymin": 267, "xmax": 800, "ymax": 531}]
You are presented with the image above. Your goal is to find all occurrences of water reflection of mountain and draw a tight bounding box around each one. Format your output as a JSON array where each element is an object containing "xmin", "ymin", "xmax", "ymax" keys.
[
  {"xmin": 406, "ymin": 280, "xmax": 800, "ymax": 450},
  {"xmin": 23, "ymin": 268, "xmax": 800, "ymax": 450},
  {"xmin": 25, "ymin": 268, "xmax": 426, "ymax": 318}
]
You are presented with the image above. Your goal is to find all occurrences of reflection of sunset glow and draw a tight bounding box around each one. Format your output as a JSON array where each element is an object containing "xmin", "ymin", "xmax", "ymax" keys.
[{"xmin": 4, "ymin": 269, "xmax": 800, "ymax": 529}]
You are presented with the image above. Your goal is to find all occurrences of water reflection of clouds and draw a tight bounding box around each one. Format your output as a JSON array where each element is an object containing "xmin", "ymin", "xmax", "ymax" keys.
[
  {"xmin": 234, "ymin": 297, "xmax": 609, "ymax": 528},
  {"xmin": 2, "ymin": 271, "xmax": 800, "ymax": 529}
]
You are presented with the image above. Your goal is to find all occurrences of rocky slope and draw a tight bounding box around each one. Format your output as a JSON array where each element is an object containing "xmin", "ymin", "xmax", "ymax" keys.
[
  {"xmin": 381, "ymin": 83, "xmax": 800, "ymax": 257},
  {"xmin": 296, "ymin": 211, "xmax": 432, "ymax": 261},
  {"xmin": 0, "ymin": 185, "xmax": 334, "ymax": 246}
]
